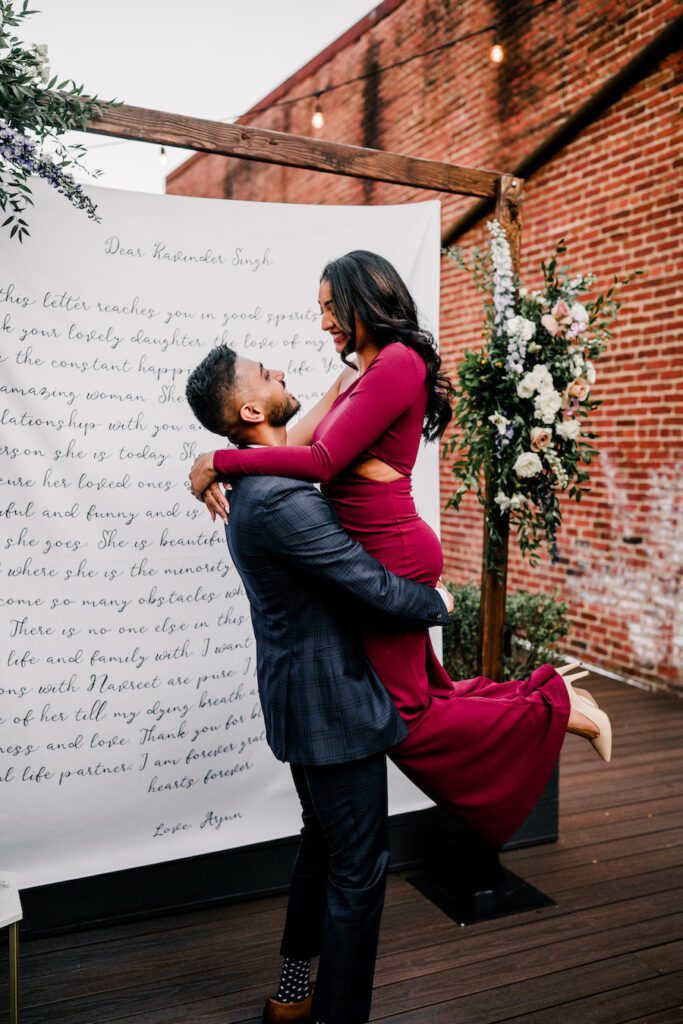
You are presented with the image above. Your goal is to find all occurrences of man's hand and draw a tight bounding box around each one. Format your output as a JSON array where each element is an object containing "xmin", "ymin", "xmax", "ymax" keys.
[
  {"xmin": 435, "ymin": 579, "xmax": 453, "ymax": 614},
  {"xmin": 189, "ymin": 451, "xmax": 219, "ymax": 500}
]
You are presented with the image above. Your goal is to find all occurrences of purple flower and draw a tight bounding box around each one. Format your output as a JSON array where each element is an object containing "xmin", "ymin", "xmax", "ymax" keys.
[{"xmin": 0, "ymin": 118, "xmax": 101, "ymax": 224}]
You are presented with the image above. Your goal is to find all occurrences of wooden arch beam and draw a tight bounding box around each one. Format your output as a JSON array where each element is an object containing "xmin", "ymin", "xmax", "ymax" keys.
[{"xmin": 85, "ymin": 101, "xmax": 503, "ymax": 199}]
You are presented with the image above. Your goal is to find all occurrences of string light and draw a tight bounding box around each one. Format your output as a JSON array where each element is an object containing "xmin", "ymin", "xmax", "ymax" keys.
[
  {"xmin": 311, "ymin": 95, "xmax": 325, "ymax": 129},
  {"xmin": 490, "ymin": 27, "xmax": 505, "ymax": 64}
]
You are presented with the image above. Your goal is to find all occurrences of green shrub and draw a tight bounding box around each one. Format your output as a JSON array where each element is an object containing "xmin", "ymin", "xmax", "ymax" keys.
[{"xmin": 442, "ymin": 581, "xmax": 571, "ymax": 680}]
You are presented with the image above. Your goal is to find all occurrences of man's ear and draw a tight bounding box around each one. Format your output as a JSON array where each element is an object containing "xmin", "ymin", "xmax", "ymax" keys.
[{"xmin": 239, "ymin": 401, "xmax": 265, "ymax": 425}]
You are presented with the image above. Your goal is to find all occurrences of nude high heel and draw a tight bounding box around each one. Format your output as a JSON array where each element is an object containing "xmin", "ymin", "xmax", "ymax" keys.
[
  {"xmin": 556, "ymin": 663, "xmax": 597, "ymax": 706},
  {"xmin": 556, "ymin": 662, "xmax": 612, "ymax": 762},
  {"xmin": 569, "ymin": 689, "xmax": 612, "ymax": 763}
]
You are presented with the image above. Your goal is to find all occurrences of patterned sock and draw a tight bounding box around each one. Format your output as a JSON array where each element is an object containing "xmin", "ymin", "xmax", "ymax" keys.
[{"xmin": 275, "ymin": 955, "xmax": 311, "ymax": 1002}]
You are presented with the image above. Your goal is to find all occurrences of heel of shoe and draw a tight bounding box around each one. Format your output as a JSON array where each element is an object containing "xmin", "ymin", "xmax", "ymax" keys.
[
  {"xmin": 571, "ymin": 691, "xmax": 612, "ymax": 762},
  {"xmin": 587, "ymin": 704, "xmax": 612, "ymax": 762}
]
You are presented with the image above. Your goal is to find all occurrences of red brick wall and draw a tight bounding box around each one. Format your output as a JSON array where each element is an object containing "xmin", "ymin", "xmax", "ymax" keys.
[{"xmin": 168, "ymin": 0, "xmax": 683, "ymax": 693}]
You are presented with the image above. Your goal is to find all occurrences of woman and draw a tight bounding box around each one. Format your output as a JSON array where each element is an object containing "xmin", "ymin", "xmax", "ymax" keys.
[{"xmin": 189, "ymin": 250, "xmax": 612, "ymax": 850}]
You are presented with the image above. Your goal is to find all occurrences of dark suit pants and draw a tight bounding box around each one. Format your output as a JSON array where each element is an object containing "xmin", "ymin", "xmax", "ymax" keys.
[{"xmin": 280, "ymin": 751, "xmax": 390, "ymax": 1024}]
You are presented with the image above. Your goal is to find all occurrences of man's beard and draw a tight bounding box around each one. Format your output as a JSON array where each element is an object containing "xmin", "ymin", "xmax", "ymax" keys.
[{"xmin": 269, "ymin": 391, "xmax": 301, "ymax": 427}]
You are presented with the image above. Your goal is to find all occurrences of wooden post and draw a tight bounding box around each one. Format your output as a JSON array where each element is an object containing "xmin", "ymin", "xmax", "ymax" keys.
[{"xmin": 478, "ymin": 174, "xmax": 525, "ymax": 681}]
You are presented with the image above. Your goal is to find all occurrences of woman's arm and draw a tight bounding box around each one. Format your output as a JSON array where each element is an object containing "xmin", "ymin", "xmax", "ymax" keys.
[
  {"xmin": 208, "ymin": 342, "xmax": 425, "ymax": 484},
  {"xmin": 285, "ymin": 365, "xmax": 358, "ymax": 446}
]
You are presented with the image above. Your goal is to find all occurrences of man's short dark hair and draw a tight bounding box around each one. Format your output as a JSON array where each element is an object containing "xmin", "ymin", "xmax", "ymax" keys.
[{"xmin": 185, "ymin": 345, "xmax": 238, "ymax": 436}]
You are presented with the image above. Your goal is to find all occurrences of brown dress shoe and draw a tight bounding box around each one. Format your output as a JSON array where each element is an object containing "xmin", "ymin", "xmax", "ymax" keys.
[{"xmin": 262, "ymin": 982, "xmax": 315, "ymax": 1023}]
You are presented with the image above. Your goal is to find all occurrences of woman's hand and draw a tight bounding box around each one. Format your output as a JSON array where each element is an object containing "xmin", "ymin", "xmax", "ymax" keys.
[
  {"xmin": 189, "ymin": 451, "xmax": 218, "ymax": 500},
  {"xmin": 435, "ymin": 578, "xmax": 454, "ymax": 614},
  {"xmin": 203, "ymin": 482, "xmax": 231, "ymax": 523}
]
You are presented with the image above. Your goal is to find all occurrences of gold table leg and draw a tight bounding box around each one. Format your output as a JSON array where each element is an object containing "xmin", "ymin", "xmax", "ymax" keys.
[{"xmin": 8, "ymin": 921, "xmax": 19, "ymax": 1024}]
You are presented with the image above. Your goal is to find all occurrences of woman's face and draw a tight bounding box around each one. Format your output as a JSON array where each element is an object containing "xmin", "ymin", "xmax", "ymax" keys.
[
  {"xmin": 318, "ymin": 278, "xmax": 347, "ymax": 355},
  {"xmin": 318, "ymin": 278, "xmax": 374, "ymax": 354}
]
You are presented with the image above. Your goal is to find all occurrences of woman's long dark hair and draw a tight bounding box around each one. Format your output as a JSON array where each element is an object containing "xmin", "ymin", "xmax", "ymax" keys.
[{"xmin": 320, "ymin": 250, "xmax": 453, "ymax": 441}]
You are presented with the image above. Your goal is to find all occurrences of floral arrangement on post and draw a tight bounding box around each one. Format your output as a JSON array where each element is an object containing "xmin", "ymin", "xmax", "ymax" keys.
[
  {"xmin": 0, "ymin": 0, "xmax": 123, "ymax": 241},
  {"xmin": 442, "ymin": 220, "xmax": 643, "ymax": 575}
]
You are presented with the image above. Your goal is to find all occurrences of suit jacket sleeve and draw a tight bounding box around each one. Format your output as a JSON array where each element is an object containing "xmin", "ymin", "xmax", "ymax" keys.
[{"xmin": 256, "ymin": 480, "xmax": 449, "ymax": 629}]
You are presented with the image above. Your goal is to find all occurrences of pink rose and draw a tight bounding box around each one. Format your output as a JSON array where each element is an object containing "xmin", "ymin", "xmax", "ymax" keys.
[
  {"xmin": 541, "ymin": 313, "xmax": 561, "ymax": 336},
  {"xmin": 530, "ymin": 426, "xmax": 552, "ymax": 451},
  {"xmin": 551, "ymin": 298, "xmax": 573, "ymax": 324},
  {"xmin": 565, "ymin": 378, "xmax": 590, "ymax": 401}
]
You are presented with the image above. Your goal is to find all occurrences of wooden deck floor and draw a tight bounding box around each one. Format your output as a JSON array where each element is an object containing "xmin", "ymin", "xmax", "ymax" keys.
[{"xmin": 2, "ymin": 671, "xmax": 682, "ymax": 1024}]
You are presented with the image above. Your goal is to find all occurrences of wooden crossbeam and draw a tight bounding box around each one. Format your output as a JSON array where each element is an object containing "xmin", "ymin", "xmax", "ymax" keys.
[{"xmin": 84, "ymin": 101, "xmax": 502, "ymax": 198}]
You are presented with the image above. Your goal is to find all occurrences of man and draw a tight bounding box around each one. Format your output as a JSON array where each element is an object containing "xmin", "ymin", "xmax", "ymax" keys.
[{"xmin": 185, "ymin": 346, "xmax": 451, "ymax": 1024}]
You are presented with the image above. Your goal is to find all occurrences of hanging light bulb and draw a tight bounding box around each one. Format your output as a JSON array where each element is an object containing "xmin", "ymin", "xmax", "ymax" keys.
[
  {"xmin": 490, "ymin": 30, "xmax": 504, "ymax": 64},
  {"xmin": 311, "ymin": 96, "xmax": 325, "ymax": 130},
  {"xmin": 159, "ymin": 146, "xmax": 167, "ymax": 168}
]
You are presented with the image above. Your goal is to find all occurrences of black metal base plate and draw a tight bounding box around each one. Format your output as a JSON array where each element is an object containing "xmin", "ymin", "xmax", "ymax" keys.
[{"xmin": 406, "ymin": 862, "xmax": 555, "ymax": 926}]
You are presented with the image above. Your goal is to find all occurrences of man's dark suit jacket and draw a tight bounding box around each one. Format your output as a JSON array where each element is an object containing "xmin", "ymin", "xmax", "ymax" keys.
[{"xmin": 225, "ymin": 475, "xmax": 449, "ymax": 766}]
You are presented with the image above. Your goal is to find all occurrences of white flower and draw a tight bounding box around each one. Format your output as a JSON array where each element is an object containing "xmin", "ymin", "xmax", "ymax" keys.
[
  {"xmin": 505, "ymin": 314, "xmax": 536, "ymax": 343},
  {"xmin": 486, "ymin": 219, "xmax": 516, "ymax": 332},
  {"xmin": 516, "ymin": 364, "xmax": 552, "ymax": 399},
  {"xmin": 569, "ymin": 352, "xmax": 585, "ymax": 378},
  {"xmin": 531, "ymin": 364, "xmax": 553, "ymax": 389},
  {"xmin": 504, "ymin": 314, "xmax": 536, "ymax": 373},
  {"xmin": 509, "ymin": 493, "xmax": 528, "ymax": 509},
  {"xmin": 517, "ymin": 374, "xmax": 537, "ymax": 399},
  {"xmin": 488, "ymin": 412, "xmax": 509, "ymax": 435},
  {"xmin": 534, "ymin": 387, "xmax": 563, "ymax": 424},
  {"xmin": 518, "ymin": 286, "xmax": 528, "ymax": 297},
  {"xmin": 514, "ymin": 451, "xmax": 543, "ymax": 478},
  {"xmin": 570, "ymin": 301, "xmax": 588, "ymax": 322},
  {"xmin": 585, "ymin": 361, "xmax": 597, "ymax": 384},
  {"xmin": 544, "ymin": 443, "xmax": 569, "ymax": 489},
  {"xmin": 494, "ymin": 491, "xmax": 528, "ymax": 512},
  {"xmin": 527, "ymin": 341, "xmax": 540, "ymax": 354},
  {"xmin": 556, "ymin": 418, "xmax": 581, "ymax": 441}
]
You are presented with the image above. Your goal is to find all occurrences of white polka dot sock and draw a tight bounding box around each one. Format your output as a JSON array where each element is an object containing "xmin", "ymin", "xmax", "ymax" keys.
[{"xmin": 275, "ymin": 955, "xmax": 311, "ymax": 1003}]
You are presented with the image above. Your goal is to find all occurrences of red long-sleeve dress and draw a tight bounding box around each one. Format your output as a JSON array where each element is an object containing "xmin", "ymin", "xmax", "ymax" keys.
[{"xmin": 214, "ymin": 341, "xmax": 570, "ymax": 848}]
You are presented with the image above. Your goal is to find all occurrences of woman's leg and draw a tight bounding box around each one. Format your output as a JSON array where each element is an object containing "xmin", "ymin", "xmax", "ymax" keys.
[{"xmin": 388, "ymin": 661, "xmax": 572, "ymax": 850}]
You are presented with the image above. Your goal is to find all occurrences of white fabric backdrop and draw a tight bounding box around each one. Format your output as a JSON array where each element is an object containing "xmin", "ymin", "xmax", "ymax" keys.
[{"xmin": 0, "ymin": 178, "xmax": 442, "ymax": 888}]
